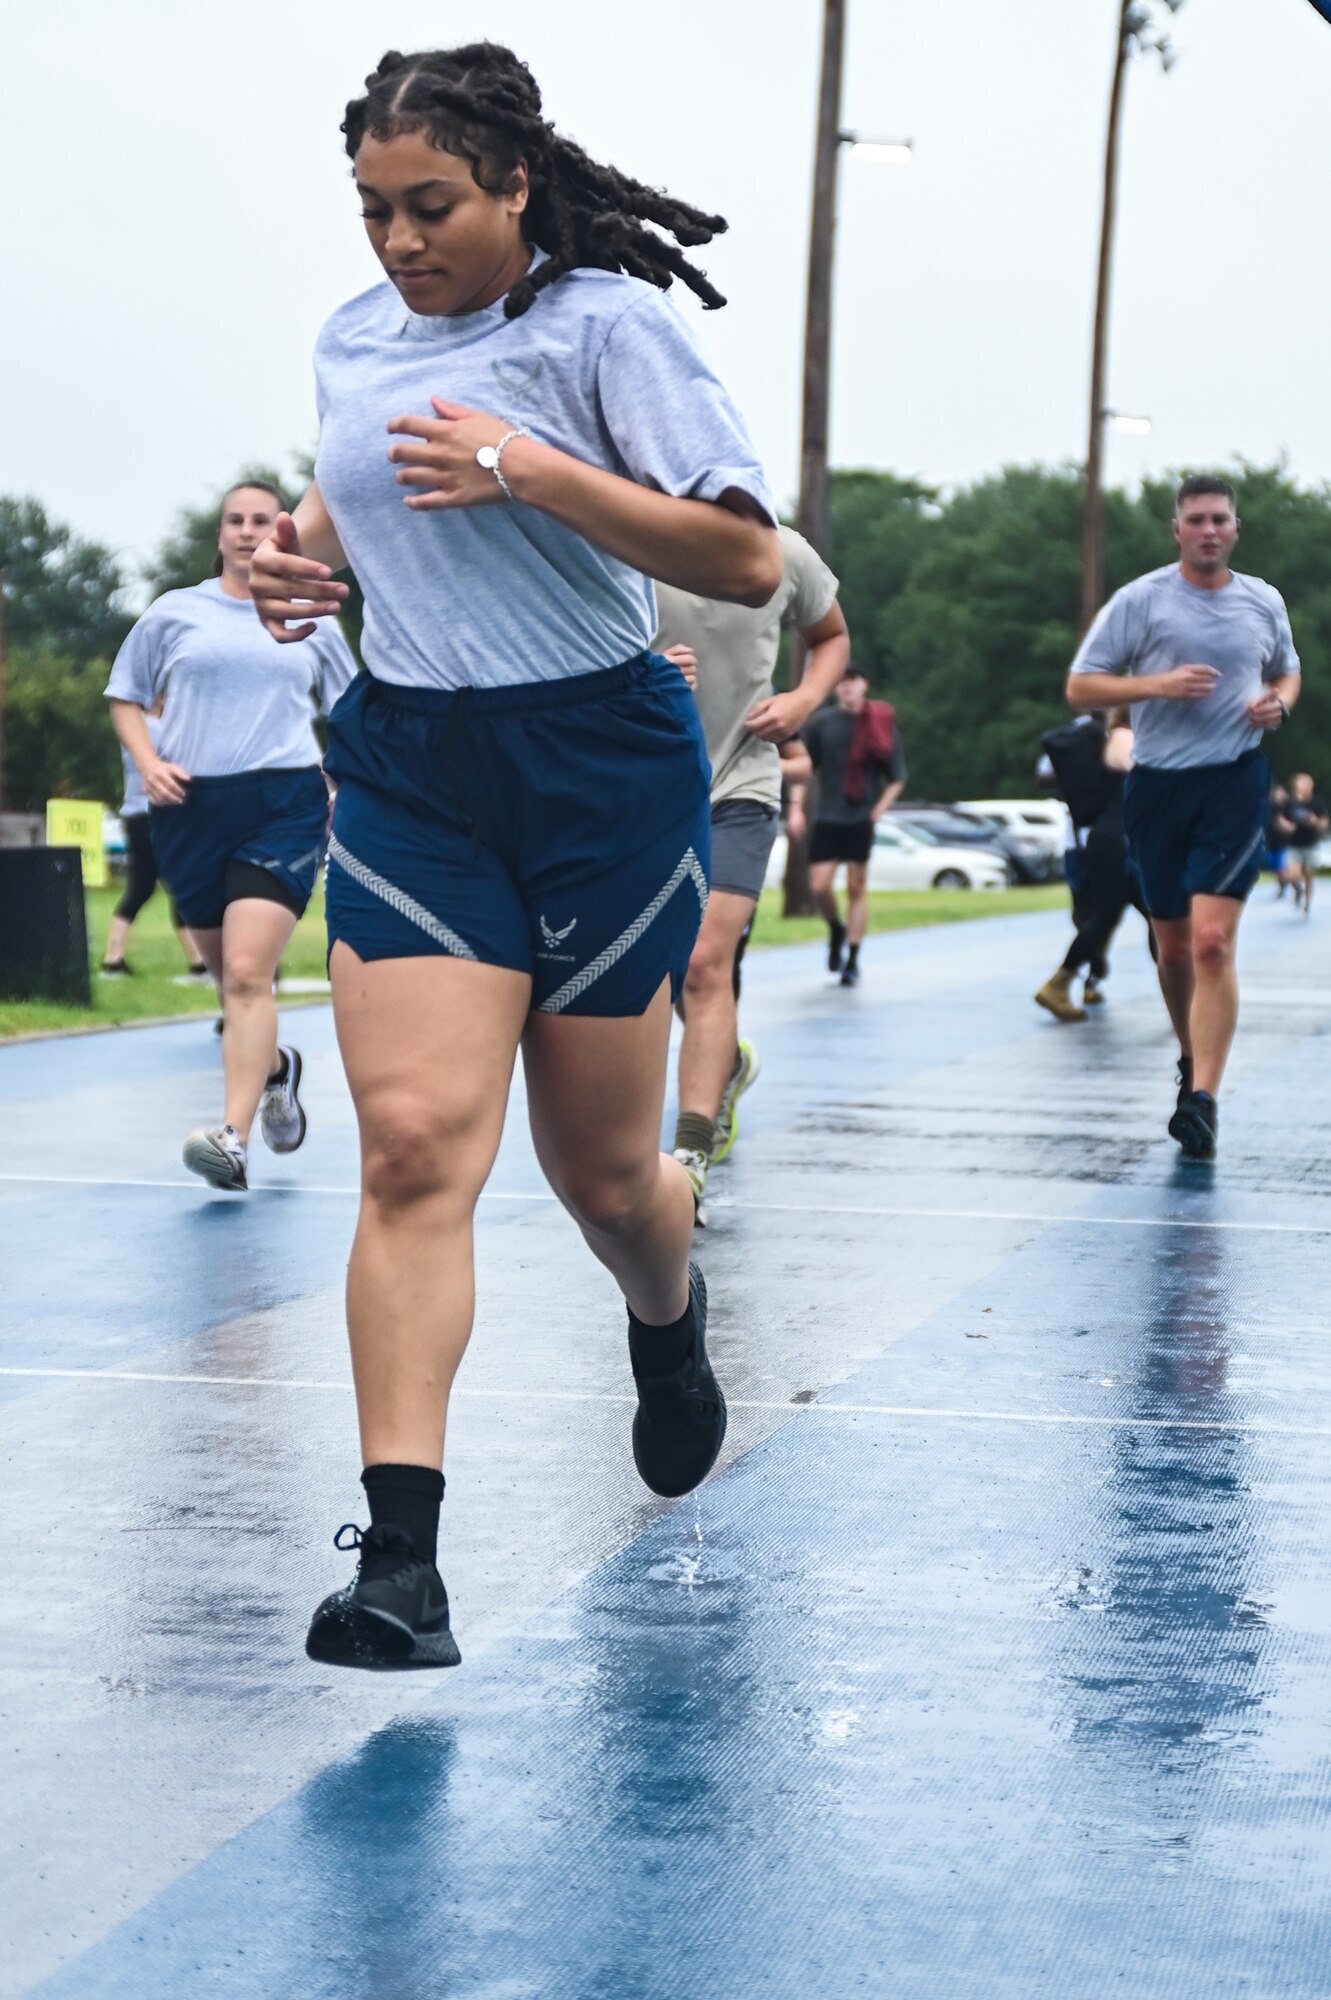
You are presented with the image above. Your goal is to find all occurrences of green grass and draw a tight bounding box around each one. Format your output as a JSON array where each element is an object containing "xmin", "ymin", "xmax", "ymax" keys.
[
  {"xmin": 0, "ymin": 879, "xmax": 1068, "ymax": 1042},
  {"xmin": 748, "ymin": 882, "xmax": 1066, "ymax": 947},
  {"xmin": 0, "ymin": 884, "xmax": 331, "ymax": 1041}
]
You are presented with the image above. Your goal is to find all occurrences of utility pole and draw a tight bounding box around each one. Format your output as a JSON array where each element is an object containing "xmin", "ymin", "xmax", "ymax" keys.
[
  {"xmin": 784, "ymin": 0, "xmax": 848, "ymax": 916},
  {"xmin": 1080, "ymin": 0, "xmax": 1181, "ymax": 632},
  {"xmin": 797, "ymin": 0, "xmax": 847, "ymax": 564}
]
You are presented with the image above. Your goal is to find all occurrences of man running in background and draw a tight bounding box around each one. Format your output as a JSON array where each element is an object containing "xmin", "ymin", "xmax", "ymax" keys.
[
  {"xmin": 1281, "ymin": 771, "xmax": 1328, "ymax": 914},
  {"xmin": 795, "ymin": 667, "xmax": 906, "ymax": 988},
  {"xmin": 1066, "ymin": 474, "xmax": 1300, "ymax": 1160},
  {"xmin": 655, "ymin": 526, "xmax": 850, "ymax": 1220}
]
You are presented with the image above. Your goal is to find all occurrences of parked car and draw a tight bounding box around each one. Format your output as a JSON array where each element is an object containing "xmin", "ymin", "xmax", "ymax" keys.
[
  {"xmin": 892, "ymin": 803, "xmax": 1052, "ymax": 885},
  {"xmin": 765, "ymin": 826, "xmax": 1008, "ymax": 893},
  {"xmin": 957, "ymin": 798, "xmax": 1068, "ymax": 862}
]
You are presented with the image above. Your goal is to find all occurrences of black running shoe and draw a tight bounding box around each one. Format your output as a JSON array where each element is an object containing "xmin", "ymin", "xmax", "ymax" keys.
[
  {"xmin": 305, "ymin": 1523, "xmax": 461, "ymax": 1670},
  {"xmin": 631, "ymin": 1264, "xmax": 727, "ymax": 1498},
  {"xmin": 1168, "ymin": 1089, "xmax": 1218, "ymax": 1161},
  {"xmin": 827, "ymin": 920, "xmax": 847, "ymax": 973},
  {"xmin": 840, "ymin": 961, "xmax": 860, "ymax": 988}
]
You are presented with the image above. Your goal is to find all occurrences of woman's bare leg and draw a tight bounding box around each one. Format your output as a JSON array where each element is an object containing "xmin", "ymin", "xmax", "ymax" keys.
[
  {"xmin": 331, "ymin": 944, "xmax": 531, "ymax": 1470},
  {"xmin": 194, "ymin": 899, "xmax": 298, "ymax": 1141},
  {"xmin": 522, "ymin": 979, "xmax": 694, "ymax": 1326}
]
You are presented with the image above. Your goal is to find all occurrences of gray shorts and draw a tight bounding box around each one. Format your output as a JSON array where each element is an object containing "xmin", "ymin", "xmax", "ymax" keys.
[{"xmin": 710, "ymin": 798, "xmax": 780, "ymax": 900}]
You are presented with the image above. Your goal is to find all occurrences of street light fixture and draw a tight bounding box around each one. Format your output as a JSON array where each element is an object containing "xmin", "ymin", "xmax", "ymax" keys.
[
  {"xmin": 1106, "ymin": 410, "xmax": 1152, "ymax": 437},
  {"xmin": 840, "ymin": 134, "xmax": 914, "ymax": 166}
]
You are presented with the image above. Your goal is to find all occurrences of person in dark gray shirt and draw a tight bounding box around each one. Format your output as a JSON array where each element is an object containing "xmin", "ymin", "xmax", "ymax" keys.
[
  {"xmin": 794, "ymin": 667, "xmax": 906, "ymax": 987},
  {"xmin": 1067, "ymin": 473, "xmax": 1301, "ymax": 1160}
]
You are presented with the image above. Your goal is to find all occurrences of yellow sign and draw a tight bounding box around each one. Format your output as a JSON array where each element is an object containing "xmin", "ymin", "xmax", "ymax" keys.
[{"xmin": 46, "ymin": 799, "xmax": 109, "ymax": 889}]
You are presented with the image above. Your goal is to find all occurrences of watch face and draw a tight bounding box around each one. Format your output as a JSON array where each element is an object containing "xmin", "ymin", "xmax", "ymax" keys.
[{"xmin": 476, "ymin": 445, "xmax": 500, "ymax": 470}]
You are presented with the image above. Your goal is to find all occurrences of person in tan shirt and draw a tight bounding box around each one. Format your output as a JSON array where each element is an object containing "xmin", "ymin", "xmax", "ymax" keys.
[{"xmin": 654, "ymin": 525, "xmax": 850, "ymax": 1218}]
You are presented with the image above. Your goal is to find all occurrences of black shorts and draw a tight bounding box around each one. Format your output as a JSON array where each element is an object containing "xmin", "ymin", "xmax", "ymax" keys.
[
  {"xmin": 809, "ymin": 820, "xmax": 873, "ymax": 866},
  {"xmin": 1123, "ymin": 751, "xmax": 1269, "ymax": 921}
]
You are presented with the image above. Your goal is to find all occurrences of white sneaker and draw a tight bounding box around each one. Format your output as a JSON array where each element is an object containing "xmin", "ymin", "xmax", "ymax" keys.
[
  {"xmin": 672, "ymin": 1146, "xmax": 710, "ymax": 1229},
  {"xmin": 183, "ymin": 1125, "xmax": 248, "ymax": 1191},
  {"xmin": 259, "ymin": 1046, "xmax": 306, "ymax": 1154}
]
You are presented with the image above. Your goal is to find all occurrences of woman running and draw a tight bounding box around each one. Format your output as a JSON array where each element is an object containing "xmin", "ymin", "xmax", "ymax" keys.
[
  {"xmin": 101, "ymin": 702, "xmax": 207, "ymax": 979},
  {"xmin": 249, "ymin": 44, "xmax": 779, "ymax": 1670},
  {"xmin": 105, "ymin": 480, "xmax": 358, "ymax": 1189}
]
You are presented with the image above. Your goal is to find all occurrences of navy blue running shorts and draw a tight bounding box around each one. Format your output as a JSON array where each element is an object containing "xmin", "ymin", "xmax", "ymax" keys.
[
  {"xmin": 1123, "ymin": 750, "xmax": 1270, "ymax": 921},
  {"xmin": 322, "ymin": 654, "xmax": 712, "ymax": 1017},
  {"xmin": 149, "ymin": 767, "xmax": 330, "ymax": 930}
]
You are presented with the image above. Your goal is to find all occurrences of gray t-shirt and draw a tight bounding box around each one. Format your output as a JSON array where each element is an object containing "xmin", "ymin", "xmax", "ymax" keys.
[
  {"xmin": 313, "ymin": 261, "xmax": 773, "ymax": 692},
  {"xmin": 653, "ymin": 527, "xmax": 839, "ymax": 809},
  {"xmin": 803, "ymin": 705, "xmax": 907, "ymax": 825},
  {"xmin": 105, "ymin": 579, "xmax": 358, "ymax": 777},
  {"xmin": 1072, "ymin": 564, "xmax": 1299, "ymax": 770}
]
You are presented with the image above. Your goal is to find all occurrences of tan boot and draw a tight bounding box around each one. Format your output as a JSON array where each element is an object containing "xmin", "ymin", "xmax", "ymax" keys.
[{"xmin": 1035, "ymin": 966, "xmax": 1088, "ymax": 1022}]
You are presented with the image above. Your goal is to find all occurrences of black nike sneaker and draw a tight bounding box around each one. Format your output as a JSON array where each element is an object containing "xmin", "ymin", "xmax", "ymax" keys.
[
  {"xmin": 631, "ymin": 1263, "xmax": 727, "ymax": 1498},
  {"xmin": 827, "ymin": 919, "xmax": 847, "ymax": 973},
  {"xmin": 305, "ymin": 1523, "xmax": 461, "ymax": 1670},
  {"xmin": 1169, "ymin": 1089, "xmax": 1218, "ymax": 1162}
]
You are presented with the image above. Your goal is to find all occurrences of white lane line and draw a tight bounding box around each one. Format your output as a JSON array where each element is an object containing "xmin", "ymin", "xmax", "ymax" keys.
[
  {"xmin": 1, "ymin": 1170, "xmax": 1329, "ymax": 1238},
  {"xmin": 1, "ymin": 1367, "xmax": 1326, "ymax": 1438}
]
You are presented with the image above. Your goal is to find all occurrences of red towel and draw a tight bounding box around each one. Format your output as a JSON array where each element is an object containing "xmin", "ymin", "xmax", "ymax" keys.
[{"xmin": 845, "ymin": 700, "xmax": 896, "ymax": 803}]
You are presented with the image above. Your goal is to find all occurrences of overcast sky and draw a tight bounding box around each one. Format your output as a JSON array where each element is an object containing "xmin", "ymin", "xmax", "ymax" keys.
[{"xmin": 4, "ymin": 0, "xmax": 1329, "ymax": 597}]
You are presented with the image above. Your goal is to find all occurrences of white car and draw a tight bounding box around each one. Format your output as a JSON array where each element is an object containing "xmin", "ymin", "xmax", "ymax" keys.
[
  {"xmin": 765, "ymin": 826, "xmax": 1008, "ymax": 893},
  {"xmin": 958, "ymin": 798, "xmax": 1069, "ymax": 860}
]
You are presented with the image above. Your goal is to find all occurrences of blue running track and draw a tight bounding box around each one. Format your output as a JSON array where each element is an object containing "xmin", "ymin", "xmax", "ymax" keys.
[{"xmin": 3, "ymin": 898, "xmax": 1330, "ymax": 1997}]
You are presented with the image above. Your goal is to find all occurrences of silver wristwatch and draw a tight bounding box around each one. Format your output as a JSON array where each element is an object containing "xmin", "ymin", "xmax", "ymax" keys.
[{"xmin": 475, "ymin": 426, "xmax": 532, "ymax": 501}]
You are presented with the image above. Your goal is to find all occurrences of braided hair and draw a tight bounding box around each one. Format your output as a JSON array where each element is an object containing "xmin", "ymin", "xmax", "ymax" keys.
[{"xmin": 342, "ymin": 44, "xmax": 728, "ymax": 319}]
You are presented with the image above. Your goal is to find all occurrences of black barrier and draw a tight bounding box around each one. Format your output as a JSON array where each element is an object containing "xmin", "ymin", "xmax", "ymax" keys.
[{"xmin": 0, "ymin": 848, "xmax": 92, "ymax": 1005}]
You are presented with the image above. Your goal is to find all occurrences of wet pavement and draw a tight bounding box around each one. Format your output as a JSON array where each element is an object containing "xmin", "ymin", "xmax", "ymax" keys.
[{"xmin": 3, "ymin": 895, "xmax": 1329, "ymax": 1997}]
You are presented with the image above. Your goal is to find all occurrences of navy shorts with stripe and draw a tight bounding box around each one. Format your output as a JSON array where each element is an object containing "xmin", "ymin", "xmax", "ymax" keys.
[
  {"xmin": 1123, "ymin": 749, "xmax": 1270, "ymax": 921},
  {"xmin": 149, "ymin": 767, "xmax": 330, "ymax": 930},
  {"xmin": 322, "ymin": 654, "xmax": 711, "ymax": 1016}
]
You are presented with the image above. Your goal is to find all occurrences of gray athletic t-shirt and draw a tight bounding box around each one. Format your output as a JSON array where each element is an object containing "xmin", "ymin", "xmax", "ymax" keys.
[
  {"xmin": 1072, "ymin": 564, "xmax": 1299, "ymax": 770},
  {"xmin": 105, "ymin": 579, "xmax": 357, "ymax": 777},
  {"xmin": 313, "ymin": 262, "xmax": 773, "ymax": 692},
  {"xmin": 653, "ymin": 527, "xmax": 839, "ymax": 809}
]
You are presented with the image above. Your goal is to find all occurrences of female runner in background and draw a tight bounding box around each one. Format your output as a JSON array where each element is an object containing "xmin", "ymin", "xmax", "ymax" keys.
[{"xmin": 106, "ymin": 480, "xmax": 358, "ymax": 1189}]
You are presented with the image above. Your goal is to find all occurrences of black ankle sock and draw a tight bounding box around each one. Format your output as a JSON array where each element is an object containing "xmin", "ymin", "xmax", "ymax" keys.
[
  {"xmin": 1179, "ymin": 1054, "xmax": 1194, "ymax": 1088},
  {"xmin": 846, "ymin": 941, "xmax": 860, "ymax": 969},
  {"xmin": 268, "ymin": 1048, "xmax": 289, "ymax": 1086},
  {"xmin": 628, "ymin": 1292, "xmax": 697, "ymax": 1379},
  {"xmin": 361, "ymin": 1463, "xmax": 445, "ymax": 1566}
]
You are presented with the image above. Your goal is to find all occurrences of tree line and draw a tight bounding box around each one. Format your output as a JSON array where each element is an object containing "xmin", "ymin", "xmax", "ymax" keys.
[{"xmin": 4, "ymin": 459, "xmax": 1330, "ymax": 813}]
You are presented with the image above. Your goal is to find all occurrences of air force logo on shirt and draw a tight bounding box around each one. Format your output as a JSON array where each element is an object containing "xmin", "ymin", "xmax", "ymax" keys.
[
  {"xmin": 492, "ymin": 359, "xmax": 544, "ymax": 404},
  {"xmin": 539, "ymin": 913, "xmax": 578, "ymax": 962}
]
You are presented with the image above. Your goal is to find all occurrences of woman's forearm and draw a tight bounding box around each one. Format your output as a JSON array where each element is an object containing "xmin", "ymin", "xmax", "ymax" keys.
[
  {"xmin": 109, "ymin": 698, "xmax": 156, "ymax": 775},
  {"xmin": 503, "ymin": 437, "xmax": 781, "ymax": 606}
]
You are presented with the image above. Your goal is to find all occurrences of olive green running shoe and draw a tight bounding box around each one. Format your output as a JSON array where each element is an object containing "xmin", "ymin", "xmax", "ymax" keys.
[{"xmin": 711, "ymin": 1039, "xmax": 761, "ymax": 1165}]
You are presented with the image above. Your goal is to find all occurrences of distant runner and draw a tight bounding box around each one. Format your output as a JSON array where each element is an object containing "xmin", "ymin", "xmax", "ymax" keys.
[
  {"xmin": 797, "ymin": 667, "xmax": 906, "ymax": 988},
  {"xmin": 1280, "ymin": 771, "xmax": 1328, "ymax": 915},
  {"xmin": 1066, "ymin": 474, "xmax": 1300, "ymax": 1159}
]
